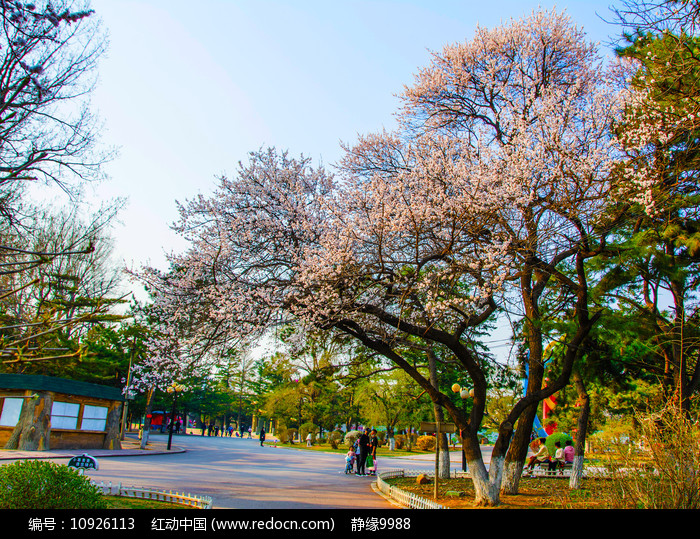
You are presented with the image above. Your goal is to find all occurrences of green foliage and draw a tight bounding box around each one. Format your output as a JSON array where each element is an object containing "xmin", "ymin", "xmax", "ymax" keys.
[
  {"xmin": 544, "ymin": 432, "xmax": 573, "ymax": 455},
  {"xmin": 589, "ymin": 417, "xmax": 636, "ymax": 454},
  {"xmin": 276, "ymin": 426, "xmax": 297, "ymax": 444},
  {"xmin": 328, "ymin": 430, "xmax": 344, "ymax": 449},
  {"xmin": 0, "ymin": 460, "xmax": 106, "ymax": 509},
  {"xmin": 299, "ymin": 422, "xmax": 318, "ymax": 443}
]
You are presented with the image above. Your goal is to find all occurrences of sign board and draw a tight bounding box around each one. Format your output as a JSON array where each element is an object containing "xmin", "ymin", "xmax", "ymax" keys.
[
  {"xmin": 419, "ymin": 421, "xmax": 457, "ymax": 434},
  {"xmin": 68, "ymin": 453, "xmax": 99, "ymax": 470}
]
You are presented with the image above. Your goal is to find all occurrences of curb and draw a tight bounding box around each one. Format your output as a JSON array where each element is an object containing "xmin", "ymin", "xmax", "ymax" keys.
[{"xmin": 0, "ymin": 437, "xmax": 185, "ymax": 460}]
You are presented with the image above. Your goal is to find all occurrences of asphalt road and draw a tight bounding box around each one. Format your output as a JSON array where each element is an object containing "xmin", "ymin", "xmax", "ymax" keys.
[
  {"xmin": 0, "ymin": 433, "xmax": 483, "ymax": 509},
  {"xmin": 81, "ymin": 434, "xmax": 440, "ymax": 509}
]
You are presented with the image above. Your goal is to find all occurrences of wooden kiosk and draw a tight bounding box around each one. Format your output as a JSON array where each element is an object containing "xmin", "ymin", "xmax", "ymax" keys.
[{"xmin": 0, "ymin": 374, "xmax": 125, "ymax": 451}]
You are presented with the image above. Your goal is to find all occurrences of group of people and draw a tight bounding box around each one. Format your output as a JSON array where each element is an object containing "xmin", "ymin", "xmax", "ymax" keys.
[
  {"xmin": 201, "ymin": 423, "xmax": 253, "ymax": 438},
  {"xmin": 525, "ymin": 436, "xmax": 575, "ymax": 475},
  {"xmin": 345, "ymin": 427, "xmax": 379, "ymax": 476}
]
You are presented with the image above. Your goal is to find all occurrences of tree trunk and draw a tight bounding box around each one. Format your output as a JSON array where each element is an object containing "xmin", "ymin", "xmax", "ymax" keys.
[
  {"xmin": 103, "ymin": 402, "xmax": 123, "ymax": 450},
  {"xmin": 464, "ymin": 432, "xmax": 500, "ymax": 505},
  {"xmin": 140, "ymin": 387, "xmax": 155, "ymax": 450},
  {"xmin": 4, "ymin": 391, "xmax": 53, "ymax": 451},
  {"xmin": 570, "ymin": 369, "xmax": 590, "ymax": 489},
  {"xmin": 428, "ymin": 348, "xmax": 450, "ymax": 478},
  {"xmin": 501, "ymin": 401, "xmax": 538, "ymax": 493},
  {"xmin": 439, "ymin": 431, "xmax": 450, "ymax": 478}
]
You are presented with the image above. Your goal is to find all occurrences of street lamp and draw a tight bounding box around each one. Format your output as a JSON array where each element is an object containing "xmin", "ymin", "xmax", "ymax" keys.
[
  {"xmin": 451, "ymin": 383, "xmax": 473, "ymax": 472},
  {"xmin": 166, "ymin": 383, "xmax": 185, "ymax": 451},
  {"xmin": 451, "ymin": 383, "xmax": 474, "ymax": 400}
]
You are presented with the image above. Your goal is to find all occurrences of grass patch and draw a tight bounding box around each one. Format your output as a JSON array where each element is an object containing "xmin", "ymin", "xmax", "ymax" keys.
[
  {"xmin": 102, "ymin": 496, "xmax": 196, "ymax": 509},
  {"xmin": 265, "ymin": 441, "xmax": 432, "ymax": 458}
]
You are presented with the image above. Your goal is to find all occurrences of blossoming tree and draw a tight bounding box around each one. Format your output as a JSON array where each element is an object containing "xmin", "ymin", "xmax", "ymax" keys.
[
  {"xmin": 341, "ymin": 9, "xmax": 623, "ymax": 496},
  {"xmin": 151, "ymin": 11, "xmax": 623, "ymax": 505}
]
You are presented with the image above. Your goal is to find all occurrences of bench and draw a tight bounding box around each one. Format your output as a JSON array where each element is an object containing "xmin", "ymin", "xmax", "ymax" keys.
[
  {"xmin": 528, "ymin": 461, "xmax": 573, "ymax": 477},
  {"xmin": 67, "ymin": 453, "xmax": 99, "ymax": 473}
]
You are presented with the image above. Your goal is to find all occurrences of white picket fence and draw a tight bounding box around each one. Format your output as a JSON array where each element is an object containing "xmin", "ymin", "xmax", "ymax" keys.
[
  {"xmin": 375, "ymin": 469, "xmax": 450, "ymax": 509},
  {"xmin": 91, "ymin": 480, "xmax": 213, "ymax": 509}
]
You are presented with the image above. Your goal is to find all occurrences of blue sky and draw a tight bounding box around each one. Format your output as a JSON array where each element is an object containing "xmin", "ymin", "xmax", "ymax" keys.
[{"xmin": 84, "ymin": 0, "xmax": 621, "ymax": 285}]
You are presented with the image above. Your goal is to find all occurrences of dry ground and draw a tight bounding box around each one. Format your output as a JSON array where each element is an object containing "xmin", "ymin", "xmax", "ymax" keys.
[{"xmin": 385, "ymin": 476, "xmax": 613, "ymax": 509}]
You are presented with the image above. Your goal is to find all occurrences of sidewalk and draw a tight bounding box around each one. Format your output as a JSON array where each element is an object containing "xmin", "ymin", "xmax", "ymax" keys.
[{"xmin": 0, "ymin": 434, "xmax": 184, "ymax": 461}]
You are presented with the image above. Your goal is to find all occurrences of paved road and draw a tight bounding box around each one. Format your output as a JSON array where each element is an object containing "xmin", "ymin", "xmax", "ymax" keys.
[
  {"xmin": 0, "ymin": 434, "xmax": 487, "ymax": 509},
  {"xmin": 94, "ymin": 435, "xmax": 397, "ymax": 509}
]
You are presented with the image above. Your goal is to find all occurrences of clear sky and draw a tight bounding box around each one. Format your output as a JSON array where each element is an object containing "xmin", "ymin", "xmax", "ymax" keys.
[{"xmin": 81, "ymin": 0, "xmax": 621, "ymax": 298}]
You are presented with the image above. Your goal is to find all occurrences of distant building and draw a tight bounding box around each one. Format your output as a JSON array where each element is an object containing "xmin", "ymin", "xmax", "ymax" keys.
[{"xmin": 0, "ymin": 374, "xmax": 125, "ymax": 451}]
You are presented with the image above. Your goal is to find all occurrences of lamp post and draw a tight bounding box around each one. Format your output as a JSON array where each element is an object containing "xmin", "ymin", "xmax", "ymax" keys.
[
  {"xmin": 166, "ymin": 383, "xmax": 185, "ymax": 451},
  {"xmin": 120, "ymin": 336, "xmax": 135, "ymax": 441},
  {"xmin": 451, "ymin": 383, "xmax": 474, "ymax": 472}
]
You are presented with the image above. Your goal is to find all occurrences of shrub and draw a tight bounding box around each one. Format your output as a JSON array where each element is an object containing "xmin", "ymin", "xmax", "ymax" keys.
[
  {"xmin": 607, "ymin": 405, "xmax": 700, "ymax": 509},
  {"xmin": 300, "ymin": 422, "xmax": 318, "ymax": 444},
  {"xmin": 328, "ymin": 430, "xmax": 344, "ymax": 449},
  {"xmin": 394, "ymin": 434, "xmax": 405, "ymax": 450},
  {"xmin": 344, "ymin": 430, "xmax": 362, "ymax": 448},
  {"xmin": 0, "ymin": 460, "xmax": 106, "ymax": 509},
  {"xmin": 277, "ymin": 426, "xmax": 298, "ymax": 444},
  {"xmin": 545, "ymin": 432, "xmax": 573, "ymax": 455},
  {"xmin": 416, "ymin": 435, "xmax": 436, "ymax": 451},
  {"xmin": 589, "ymin": 419, "xmax": 636, "ymax": 454}
]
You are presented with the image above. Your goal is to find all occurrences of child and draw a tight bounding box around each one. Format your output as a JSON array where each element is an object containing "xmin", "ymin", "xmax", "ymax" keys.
[
  {"xmin": 367, "ymin": 454, "xmax": 378, "ymax": 476},
  {"xmin": 345, "ymin": 448, "xmax": 356, "ymax": 474}
]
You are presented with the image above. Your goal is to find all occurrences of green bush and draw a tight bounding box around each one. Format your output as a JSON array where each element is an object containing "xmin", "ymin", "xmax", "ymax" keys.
[
  {"xmin": 300, "ymin": 422, "xmax": 318, "ymax": 444},
  {"xmin": 277, "ymin": 427, "xmax": 298, "ymax": 444},
  {"xmin": 0, "ymin": 460, "xmax": 106, "ymax": 509},
  {"xmin": 545, "ymin": 432, "xmax": 573, "ymax": 455},
  {"xmin": 328, "ymin": 430, "xmax": 344, "ymax": 449}
]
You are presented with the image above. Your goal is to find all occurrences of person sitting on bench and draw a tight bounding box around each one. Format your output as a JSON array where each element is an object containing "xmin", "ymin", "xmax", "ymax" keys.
[
  {"xmin": 564, "ymin": 439, "xmax": 574, "ymax": 464},
  {"xmin": 525, "ymin": 437, "xmax": 550, "ymax": 473},
  {"xmin": 548, "ymin": 441, "xmax": 565, "ymax": 472}
]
